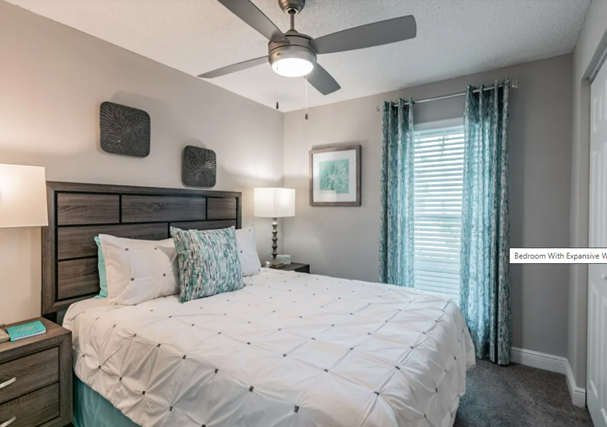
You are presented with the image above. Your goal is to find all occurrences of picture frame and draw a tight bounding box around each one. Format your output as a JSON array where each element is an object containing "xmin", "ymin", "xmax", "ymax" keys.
[{"xmin": 309, "ymin": 145, "xmax": 361, "ymax": 207}]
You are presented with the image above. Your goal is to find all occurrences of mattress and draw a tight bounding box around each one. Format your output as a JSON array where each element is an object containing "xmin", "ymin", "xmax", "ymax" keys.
[{"xmin": 64, "ymin": 269, "xmax": 475, "ymax": 427}]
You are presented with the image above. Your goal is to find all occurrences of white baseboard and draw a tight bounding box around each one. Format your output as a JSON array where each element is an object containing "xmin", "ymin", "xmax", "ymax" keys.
[
  {"xmin": 510, "ymin": 347, "xmax": 585, "ymax": 408},
  {"xmin": 565, "ymin": 360, "xmax": 587, "ymax": 408},
  {"xmin": 511, "ymin": 347, "xmax": 567, "ymax": 374}
]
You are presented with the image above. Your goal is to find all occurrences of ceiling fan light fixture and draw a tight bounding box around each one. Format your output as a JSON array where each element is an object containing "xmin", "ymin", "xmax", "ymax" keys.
[
  {"xmin": 269, "ymin": 40, "xmax": 317, "ymax": 78},
  {"xmin": 201, "ymin": 0, "xmax": 416, "ymax": 96},
  {"xmin": 272, "ymin": 57, "xmax": 314, "ymax": 77}
]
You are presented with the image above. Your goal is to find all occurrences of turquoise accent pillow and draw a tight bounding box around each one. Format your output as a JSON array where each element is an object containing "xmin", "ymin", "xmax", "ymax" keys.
[
  {"xmin": 170, "ymin": 226, "xmax": 243, "ymax": 302},
  {"xmin": 94, "ymin": 236, "xmax": 108, "ymax": 298}
]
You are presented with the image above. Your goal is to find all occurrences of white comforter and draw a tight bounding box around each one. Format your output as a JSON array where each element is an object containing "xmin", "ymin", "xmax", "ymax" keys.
[{"xmin": 64, "ymin": 269, "xmax": 475, "ymax": 427}]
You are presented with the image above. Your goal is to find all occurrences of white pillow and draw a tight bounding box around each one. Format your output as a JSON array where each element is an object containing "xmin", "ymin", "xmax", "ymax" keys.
[
  {"xmin": 236, "ymin": 226, "xmax": 261, "ymax": 276},
  {"xmin": 99, "ymin": 235, "xmax": 179, "ymax": 305}
]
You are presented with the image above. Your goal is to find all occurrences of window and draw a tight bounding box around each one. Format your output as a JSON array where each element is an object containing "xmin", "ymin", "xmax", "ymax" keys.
[{"xmin": 413, "ymin": 121, "xmax": 465, "ymax": 303}]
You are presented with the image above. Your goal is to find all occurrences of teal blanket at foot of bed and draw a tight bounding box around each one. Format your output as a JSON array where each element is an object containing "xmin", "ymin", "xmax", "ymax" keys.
[{"xmin": 74, "ymin": 377, "xmax": 138, "ymax": 427}]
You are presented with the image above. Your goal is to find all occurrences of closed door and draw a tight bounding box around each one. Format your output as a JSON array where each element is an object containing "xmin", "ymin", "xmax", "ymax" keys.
[{"xmin": 589, "ymin": 57, "xmax": 607, "ymax": 427}]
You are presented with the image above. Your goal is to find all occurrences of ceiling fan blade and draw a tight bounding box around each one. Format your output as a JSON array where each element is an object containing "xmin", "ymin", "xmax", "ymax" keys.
[
  {"xmin": 312, "ymin": 15, "xmax": 416, "ymax": 54},
  {"xmin": 217, "ymin": 0, "xmax": 289, "ymax": 43},
  {"xmin": 307, "ymin": 63, "xmax": 341, "ymax": 95},
  {"xmin": 198, "ymin": 56, "xmax": 268, "ymax": 78}
]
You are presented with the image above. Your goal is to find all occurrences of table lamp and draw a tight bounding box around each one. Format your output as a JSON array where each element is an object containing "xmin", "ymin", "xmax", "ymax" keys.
[
  {"xmin": 254, "ymin": 188, "xmax": 295, "ymax": 269},
  {"xmin": 0, "ymin": 164, "xmax": 48, "ymax": 229},
  {"xmin": 0, "ymin": 164, "xmax": 48, "ymax": 327}
]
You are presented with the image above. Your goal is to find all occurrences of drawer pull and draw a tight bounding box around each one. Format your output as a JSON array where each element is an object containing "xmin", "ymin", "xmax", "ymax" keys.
[
  {"xmin": 0, "ymin": 378, "xmax": 16, "ymax": 390},
  {"xmin": 0, "ymin": 416, "xmax": 16, "ymax": 427}
]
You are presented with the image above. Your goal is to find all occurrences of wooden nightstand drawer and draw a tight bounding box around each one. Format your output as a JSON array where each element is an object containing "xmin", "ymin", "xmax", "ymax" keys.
[
  {"xmin": 0, "ymin": 384, "xmax": 59, "ymax": 427},
  {"xmin": 0, "ymin": 318, "xmax": 72, "ymax": 427},
  {"xmin": 0, "ymin": 348, "xmax": 59, "ymax": 405}
]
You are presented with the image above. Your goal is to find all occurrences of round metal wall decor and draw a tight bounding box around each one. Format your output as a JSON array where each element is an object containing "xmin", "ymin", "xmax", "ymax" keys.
[
  {"xmin": 182, "ymin": 145, "xmax": 217, "ymax": 188},
  {"xmin": 100, "ymin": 101, "xmax": 151, "ymax": 158}
]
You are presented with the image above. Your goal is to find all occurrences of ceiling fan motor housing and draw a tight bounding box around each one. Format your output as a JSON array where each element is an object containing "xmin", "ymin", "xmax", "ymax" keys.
[
  {"xmin": 278, "ymin": 0, "xmax": 305, "ymax": 14},
  {"xmin": 268, "ymin": 31, "xmax": 317, "ymax": 71}
]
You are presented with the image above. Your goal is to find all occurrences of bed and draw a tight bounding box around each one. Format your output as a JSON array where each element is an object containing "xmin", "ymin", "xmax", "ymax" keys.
[{"xmin": 42, "ymin": 182, "xmax": 475, "ymax": 427}]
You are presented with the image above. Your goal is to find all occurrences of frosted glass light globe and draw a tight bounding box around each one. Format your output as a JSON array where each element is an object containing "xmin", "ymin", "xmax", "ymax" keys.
[{"xmin": 272, "ymin": 58, "xmax": 314, "ymax": 77}]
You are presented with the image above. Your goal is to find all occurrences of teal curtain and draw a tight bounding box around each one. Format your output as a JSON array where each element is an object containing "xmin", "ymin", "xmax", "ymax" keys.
[
  {"xmin": 460, "ymin": 80, "xmax": 511, "ymax": 365},
  {"xmin": 379, "ymin": 99, "xmax": 415, "ymax": 287}
]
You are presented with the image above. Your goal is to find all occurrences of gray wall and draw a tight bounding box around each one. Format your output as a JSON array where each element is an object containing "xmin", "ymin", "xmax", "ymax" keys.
[
  {"xmin": 283, "ymin": 55, "xmax": 573, "ymax": 357},
  {"xmin": 568, "ymin": 0, "xmax": 607, "ymax": 390},
  {"xmin": 0, "ymin": 1, "xmax": 284, "ymax": 324}
]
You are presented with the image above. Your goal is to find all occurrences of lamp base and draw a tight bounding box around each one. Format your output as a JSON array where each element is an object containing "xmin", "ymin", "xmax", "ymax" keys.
[{"xmin": 269, "ymin": 217, "xmax": 284, "ymax": 269}]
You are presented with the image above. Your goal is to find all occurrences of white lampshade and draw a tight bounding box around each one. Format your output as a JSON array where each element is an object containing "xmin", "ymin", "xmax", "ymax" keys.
[
  {"xmin": 0, "ymin": 164, "xmax": 48, "ymax": 228},
  {"xmin": 254, "ymin": 188, "xmax": 295, "ymax": 218}
]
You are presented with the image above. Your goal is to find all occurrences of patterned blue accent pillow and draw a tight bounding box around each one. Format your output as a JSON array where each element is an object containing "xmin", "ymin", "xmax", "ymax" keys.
[{"xmin": 170, "ymin": 226, "xmax": 244, "ymax": 302}]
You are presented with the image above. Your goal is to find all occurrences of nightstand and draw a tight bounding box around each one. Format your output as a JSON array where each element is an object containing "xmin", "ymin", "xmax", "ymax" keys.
[
  {"xmin": 281, "ymin": 263, "xmax": 310, "ymax": 273},
  {"xmin": 0, "ymin": 318, "xmax": 72, "ymax": 427}
]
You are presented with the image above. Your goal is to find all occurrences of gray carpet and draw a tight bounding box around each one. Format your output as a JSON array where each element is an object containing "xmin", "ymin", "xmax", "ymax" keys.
[{"xmin": 455, "ymin": 360, "xmax": 593, "ymax": 427}]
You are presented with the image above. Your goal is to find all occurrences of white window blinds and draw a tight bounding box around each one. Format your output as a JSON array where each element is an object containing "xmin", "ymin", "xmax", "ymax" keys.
[{"xmin": 413, "ymin": 124, "xmax": 465, "ymax": 302}]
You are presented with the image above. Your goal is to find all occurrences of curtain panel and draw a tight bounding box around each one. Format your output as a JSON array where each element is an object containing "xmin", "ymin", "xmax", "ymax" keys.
[
  {"xmin": 460, "ymin": 80, "xmax": 512, "ymax": 365},
  {"xmin": 379, "ymin": 99, "xmax": 415, "ymax": 287}
]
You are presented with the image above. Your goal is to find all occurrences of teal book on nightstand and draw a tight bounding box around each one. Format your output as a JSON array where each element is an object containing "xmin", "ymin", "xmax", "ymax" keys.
[{"xmin": 6, "ymin": 320, "xmax": 46, "ymax": 342}]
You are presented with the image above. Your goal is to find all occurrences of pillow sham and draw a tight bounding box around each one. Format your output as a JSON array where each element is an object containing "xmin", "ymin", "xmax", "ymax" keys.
[
  {"xmin": 98, "ymin": 235, "xmax": 179, "ymax": 305},
  {"xmin": 235, "ymin": 225, "xmax": 261, "ymax": 276},
  {"xmin": 170, "ymin": 226, "xmax": 244, "ymax": 302},
  {"xmin": 94, "ymin": 236, "xmax": 108, "ymax": 298}
]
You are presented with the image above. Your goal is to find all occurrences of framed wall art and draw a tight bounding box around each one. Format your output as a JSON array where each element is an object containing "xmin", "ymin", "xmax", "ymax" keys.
[{"xmin": 309, "ymin": 145, "xmax": 361, "ymax": 207}]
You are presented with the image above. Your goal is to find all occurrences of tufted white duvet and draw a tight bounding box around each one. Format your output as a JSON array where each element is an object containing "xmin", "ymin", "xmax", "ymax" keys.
[{"xmin": 64, "ymin": 269, "xmax": 475, "ymax": 427}]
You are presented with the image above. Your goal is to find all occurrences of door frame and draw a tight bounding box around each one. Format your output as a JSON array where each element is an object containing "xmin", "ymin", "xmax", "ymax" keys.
[
  {"xmin": 587, "ymin": 58, "xmax": 607, "ymax": 427},
  {"xmin": 569, "ymin": 22, "xmax": 607, "ymax": 410},
  {"xmin": 585, "ymin": 34, "xmax": 607, "ymax": 420}
]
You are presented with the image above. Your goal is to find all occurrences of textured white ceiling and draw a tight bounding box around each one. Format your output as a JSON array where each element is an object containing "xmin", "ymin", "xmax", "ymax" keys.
[{"xmin": 7, "ymin": 0, "xmax": 590, "ymax": 112}]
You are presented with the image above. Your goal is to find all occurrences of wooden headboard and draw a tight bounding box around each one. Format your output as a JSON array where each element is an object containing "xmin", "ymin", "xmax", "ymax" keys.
[{"xmin": 41, "ymin": 181, "xmax": 242, "ymax": 317}]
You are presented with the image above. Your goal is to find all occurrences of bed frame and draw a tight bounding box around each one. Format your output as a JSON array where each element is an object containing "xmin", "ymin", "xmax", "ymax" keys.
[{"xmin": 41, "ymin": 181, "xmax": 242, "ymax": 320}]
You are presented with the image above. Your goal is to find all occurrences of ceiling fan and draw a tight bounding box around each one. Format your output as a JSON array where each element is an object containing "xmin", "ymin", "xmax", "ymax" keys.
[{"xmin": 198, "ymin": 0, "xmax": 417, "ymax": 95}]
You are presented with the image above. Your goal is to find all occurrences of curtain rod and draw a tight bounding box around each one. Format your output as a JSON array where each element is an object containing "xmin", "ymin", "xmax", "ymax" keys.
[{"xmin": 375, "ymin": 79, "xmax": 519, "ymax": 112}]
